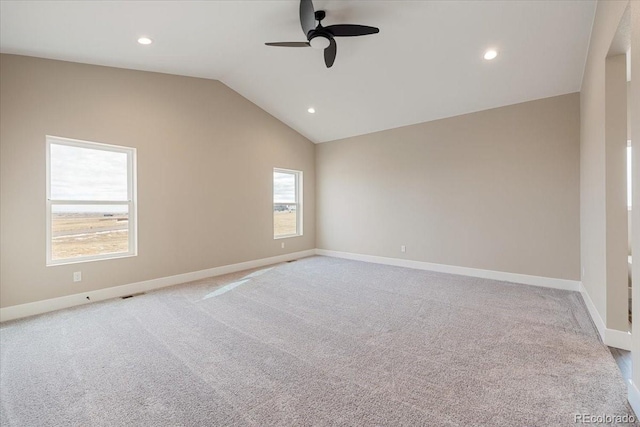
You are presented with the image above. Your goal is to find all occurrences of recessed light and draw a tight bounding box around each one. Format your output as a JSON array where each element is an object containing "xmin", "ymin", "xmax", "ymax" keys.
[
  {"xmin": 307, "ymin": 107, "xmax": 316, "ymax": 114},
  {"xmin": 137, "ymin": 37, "xmax": 153, "ymax": 45},
  {"xmin": 484, "ymin": 49, "xmax": 498, "ymax": 60}
]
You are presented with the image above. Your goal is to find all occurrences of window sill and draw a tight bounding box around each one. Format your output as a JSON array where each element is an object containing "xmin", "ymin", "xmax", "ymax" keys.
[
  {"xmin": 47, "ymin": 252, "xmax": 137, "ymax": 267},
  {"xmin": 274, "ymin": 234, "xmax": 303, "ymax": 240}
]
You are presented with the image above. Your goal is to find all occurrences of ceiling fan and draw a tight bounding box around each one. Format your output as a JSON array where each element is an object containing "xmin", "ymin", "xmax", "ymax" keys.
[{"xmin": 265, "ymin": 0, "xmax": 380, "ymax": 68}]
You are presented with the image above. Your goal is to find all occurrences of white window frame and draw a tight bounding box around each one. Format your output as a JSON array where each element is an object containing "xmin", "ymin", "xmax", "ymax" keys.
[
  {"xmin": 46, "ymin": 135, "xmax": 137, "ymax": 266},
  {"xmin": 273, "ymin": 168, "xmax": 303, "ymax": 239}
]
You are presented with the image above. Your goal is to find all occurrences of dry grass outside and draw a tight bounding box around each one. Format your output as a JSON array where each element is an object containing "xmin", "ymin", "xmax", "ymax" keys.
[
  {"xmin": 274, "ymin": 211, "xmax": 298, "ymax": 237},
  {"xmin": 51, "ymin": 213, "xmax": 129, "ymax": 260},
  {"xmin": 51, "ymin": 211, "xmax": 298, "ymax": 261}
]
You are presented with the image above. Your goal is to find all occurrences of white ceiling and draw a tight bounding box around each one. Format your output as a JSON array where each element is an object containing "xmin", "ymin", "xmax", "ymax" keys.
[{"xmin": 0, "ymin": 0, "xmax": 596, "ymax": 143}]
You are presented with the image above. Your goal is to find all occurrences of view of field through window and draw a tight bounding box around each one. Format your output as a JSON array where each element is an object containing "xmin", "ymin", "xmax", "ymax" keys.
[
  {"xmin": 48, "ymin": 139, "xmax": 134, "ymax": 263},
  {"xmin": 274, "ymin": 206, "xmax": 297, "ymax": 237},
  {"xmin": 274, "ymin": 170, "xmax": 300, "ymax": 238},
  {"xmin": 51, "ymin": 207, "xmax": 129, "ymax": 261}
]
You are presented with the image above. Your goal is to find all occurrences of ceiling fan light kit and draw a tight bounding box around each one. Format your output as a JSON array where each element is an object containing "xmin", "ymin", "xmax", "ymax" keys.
[
  {"xmin": 309, "ymin": 35, "xmax": 331, "ymax": 50},
  {"xmin": 265, "ymin": 0, "xmax": 379, "ymax": 68}
]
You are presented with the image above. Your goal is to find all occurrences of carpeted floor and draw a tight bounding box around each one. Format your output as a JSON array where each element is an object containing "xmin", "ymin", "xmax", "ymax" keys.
[{"xmin": 0, "ymin": 256, "xmax": 636, "ymax": 426}]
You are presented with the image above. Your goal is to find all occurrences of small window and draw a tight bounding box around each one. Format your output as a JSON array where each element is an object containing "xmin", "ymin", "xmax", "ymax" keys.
[
  {"xmin": 273, "ymin": 168, "xmax": 302, "ymax": 239},
  {"xmin": 46, "ymin": 136, "xmax": 137, "ymax": 265}
]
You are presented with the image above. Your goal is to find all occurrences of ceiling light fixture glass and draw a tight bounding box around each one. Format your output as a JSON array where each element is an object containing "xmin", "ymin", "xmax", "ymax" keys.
[
  {"xmin": 484, "ymin": 49, "xmax": 498, "ymax": 60},
  {"xmin": 309, "ymin": 36, "xmax": 331, "ymax": 50},
  {"xmin": 137, "ymin": 37, "xmax": 153, "ymax": 45},
  {"xmin": 307, "ymin": 107, "xmax": 316, "ymax": 114}
]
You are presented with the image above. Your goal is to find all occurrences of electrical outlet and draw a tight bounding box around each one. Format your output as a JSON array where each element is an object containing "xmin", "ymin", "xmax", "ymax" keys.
[
  {"xmin": 73, "ymin": 271, "xmax": 82, "ymax": 282},
  {"xmin": 401, "ymin": 245, "xmax": 406, "ymax": 253},
  {"xmin": 281, "ymin": 242, "xmax": 285, "ymax": 249}
]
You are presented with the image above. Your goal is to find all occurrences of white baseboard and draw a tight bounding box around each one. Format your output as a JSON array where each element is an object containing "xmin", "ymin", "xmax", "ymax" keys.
[
  {"xmin": 579, "ymin": 282, "xmax": 607, "ymax": 339},
  {"xmin": 0, "ymin": 249, "xmax": 315, "ymax": 323},
  {"xmin": 317, "ymin": 249, "xmax": 633, "ymax": 349},
  {"xmin": 578, "ymin": 283, "xmax": 631, "ymax": 350},
  {"xmin": 2, "ymin": 248, "xmax": 632, "ymax": 351},
  {"xmin": 629, "ymin": 381, "xmax": 640, "ymax": 418},
  {"xmin": 315, "ymin": 249, "xmax": 581, "ymax": 291},
  {"xmin": 606, "ymin": 328, "xmax": 633, "ymax": 351}
]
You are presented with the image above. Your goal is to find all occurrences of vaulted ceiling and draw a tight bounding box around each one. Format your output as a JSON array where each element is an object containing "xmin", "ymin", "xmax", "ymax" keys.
[{"xmin": 0, "ymin": 0, "xmax": 596, "ymax": 143}]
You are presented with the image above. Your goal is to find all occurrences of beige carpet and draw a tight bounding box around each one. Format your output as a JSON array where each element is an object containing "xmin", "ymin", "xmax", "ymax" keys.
[{"xmin": 0, "ymin": 256, "xmax": 636, "ymax": 426}]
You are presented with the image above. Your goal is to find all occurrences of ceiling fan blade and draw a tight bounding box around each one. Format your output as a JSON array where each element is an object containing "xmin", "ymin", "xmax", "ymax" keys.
[
  {"xmin": 324, "ymin": 38, "xmax": 337, "ymax": 68},
  {"xmin": 300, "ymin": 0, "xmax": 315, "ymax": 37},
  {"xmin": 325, "ymin": 24, "xmax": 379, "ymax": 37},
  {"xmin": 265, "ymin": 42, "xmax": 310, "ymax": 47}
]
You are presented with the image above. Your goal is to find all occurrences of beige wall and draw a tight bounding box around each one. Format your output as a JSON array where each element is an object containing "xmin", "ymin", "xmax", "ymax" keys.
[
  {"xmin": 0, "ymin": 54, "xmax": 315, "ymax": 308},
  {"xmin": 580, "ymin": 0, "xmax": 629, "ymax": 331},
  {"xmin": 316, "ymin": 93, "xmax": 580, "ymax": 280},
  {"xmin": 605, "ymin": 54, "xmax": 630, "ymax": 331}
]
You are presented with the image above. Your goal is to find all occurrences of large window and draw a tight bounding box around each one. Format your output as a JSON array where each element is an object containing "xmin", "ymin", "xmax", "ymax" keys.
[
  {"xmin": 273, "ymin": 168, "xmax": 302, "ymax": 239},
  {"xmin": 46, "ymin": 136, "xmax": 137, "ymax": 265}
]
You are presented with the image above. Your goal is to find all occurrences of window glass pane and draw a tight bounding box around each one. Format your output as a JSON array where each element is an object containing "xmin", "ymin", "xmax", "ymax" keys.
[
  {"xmin": 274, "ymin": 204, "xmax": 297, "ymax": 237},
  {"xmin": 50, "ymin": 143, "xmax": 128, "ymax": 201},
  {"xmin": 51, "ymin": 204, "xmax": 129, "ymax": 261},
  {"xmin": 274, "ymin": 172, "xmax": 296, "ymax": 203},
  {"xmin": 628, "ymin": 145, "xmax": 632, "ymax": 209}
]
